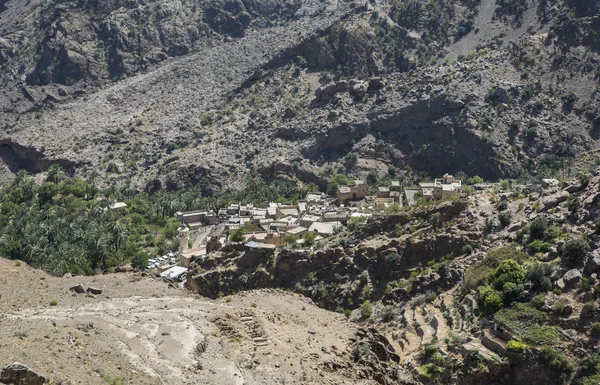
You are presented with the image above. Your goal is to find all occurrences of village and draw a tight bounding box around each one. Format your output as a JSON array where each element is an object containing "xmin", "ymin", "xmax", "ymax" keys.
[{"xmin": 148, "ymin": 173, "xmax": 465, "ymax": 279}]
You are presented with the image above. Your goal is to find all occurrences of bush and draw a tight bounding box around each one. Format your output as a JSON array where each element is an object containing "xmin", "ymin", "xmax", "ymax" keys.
[
  {"xmin": 568, "ymin": 197, "xmax": 581, "ymax": 215},
  {"xmin": 579, "ymin": 353, "xmax": 600, "ymax": 377},
  {"xmin": 464, "ymin": 246, "xmax": 526, "ymax": 289},
  {"xmin": 499, "ymin": 210, "xmax": 512, "ymax": 227},
  {"xmin": 562, "ymin": 238, "xmax": 590, "ymax": 266},
  {"xmin": 478, "ymin": 286, "xmax": 503, "ymax": 315},
  {"xmin": 380, "ymin": 305, "xmax": 396, "ymax": 322},
  {"xmin": 530, "ymin": 217, "xmax": 549, "ymax": 240},
  {"xmin": 530, "ymin": 294, "xmax": 546, "ymax": 309},
  {"xmin": 418, "ymin": 343, "xmax": 440, "ymax": 363},
  {"xmin": 526, "ymin": 263, "xmax": 554, "ymax": 288},
  {"xmin": 590, "ymin": 322, "xmax": 600, "ymax": 337},
  {"xmin": 539, "ymin": 347, "xmax": 574, "ymax": 379},
  {"xmin": 461, "ymin": 244, "xmax": 473, "ymax": 255},
  {"xmin": 410, "ymin": 291, "xmax": 437, "ymax": 309},
  {"xmin": 490, "ymin": 259, "xmax": 526, "ymax": 290},
  {"xmin": 467, "ymin": 176, "xmax": 484, "ymax": 185},
  {"xmin": 506, "ymin": 340, "xmax": 526, "ymax": 353},
  {"xmin": 527, "ymin": 239, "xmax": 553, "ymax": 254},
  {"xmin": 502, "ymin": 282, "xmax": 525, "ymax": 305},
  {"xmin": 361, "ymin": 300, "xmax": 373, "ymax": 319}
]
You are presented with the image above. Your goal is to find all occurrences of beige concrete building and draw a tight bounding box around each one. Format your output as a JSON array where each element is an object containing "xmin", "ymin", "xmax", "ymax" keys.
[
  {"xmin": 337, "ymin": 180, "xmax": 367, "ymax": 205},
  {"xmin": 420, "ymin": 174, "xmax": 462, "ymax": 201}
]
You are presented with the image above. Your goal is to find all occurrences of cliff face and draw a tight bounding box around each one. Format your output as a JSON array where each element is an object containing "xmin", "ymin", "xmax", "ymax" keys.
[{"xmin": 0, "ymin": 0, "xmax": 599, "ymax": 190}]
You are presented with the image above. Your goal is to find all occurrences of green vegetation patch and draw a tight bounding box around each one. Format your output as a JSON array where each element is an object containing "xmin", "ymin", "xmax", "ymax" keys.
[
  {"xmin": 521, "ymin": 325, "xmax": 559, "ymax": 346},
  {"xmin": 494, "ymin": 303, "xmax": 548, "ymax": 335},
  {"xmin": 465, "ymin": 245, "xmax": 526, "ymax": 289}
]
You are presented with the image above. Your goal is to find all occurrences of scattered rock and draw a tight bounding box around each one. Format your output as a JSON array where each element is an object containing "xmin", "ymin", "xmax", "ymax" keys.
[
  {"xmin": 0, "ymin": 362, "xmax": 46, "ymax": 385},
  {"xmin": 87, "ymin": 287, "xmax": 103, "ymax": 295},
  {"xmin": 62, "ymin": 273, "xmax": 72, "ymax": 278},
  {"xmin": 69, "ymin": 284, "xmax": 85, "ymax": 294},
  {"xmin": 586, "ymin": 252, "xmax": 600, "ymax": 274}
]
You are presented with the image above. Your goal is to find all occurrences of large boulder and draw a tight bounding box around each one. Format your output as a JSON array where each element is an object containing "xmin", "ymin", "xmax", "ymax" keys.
[
  {"xmin": 0, "ymin": 362, "xmax": 46, "ymax": 385},
  {"xmin": 562, "ymin": 269, "xmax": 582, "ymax": 288},
  {"xmin": 586, "ymin": 251, "xmax": 600, "ymax": 274}
]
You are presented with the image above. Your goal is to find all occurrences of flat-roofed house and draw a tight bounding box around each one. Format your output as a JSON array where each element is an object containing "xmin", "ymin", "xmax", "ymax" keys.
[
  {"xmin": 309, "ymin": 221, "xmax": 343, "ymax": 237},
  {"xmin": 420, "ymin": 174, "xmax": 462, "ymax": 201},
  {"xmin": 337, "ymin": 180, "xmax": 367, "ymax": 205},
  {"xmin": 377, "ymin": 187, "xmax": 390, "ymax": 198},
  {"xmin": 286, "ymin": 226, "xmax": 308, "ymax": 238},
  {"xmin": 299, "ymin": 213, "xmax": 321, "ymax": 228}
]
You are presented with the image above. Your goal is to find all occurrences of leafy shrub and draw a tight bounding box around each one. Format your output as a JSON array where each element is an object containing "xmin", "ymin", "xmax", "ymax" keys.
[
  {"xmin": 410, "ymin": 291, "xmax": 436, "ymax": 309},
  {"xmin": 552, "ymin": 299, "xmax": 569, "ymax": 314},
  {"xmin": 477, "ymin": 286, "xmax": 503, "ymax": 315},
  {"xmin": 579, "ymin": 354, "xmax": 600, "ymax": 378},
  {"xmin": 562, "ymin": 238, "xmax": 590, "ymax": 267},
  {"xmin": 539, "ymin": 347, "xmax": 574, "ymax": 380},
  {"xmin": 590, "ymin": 322, "xmax": 600, "ymax": 337},
  {"xmin": 506, "ymin": 340, "xmax": 526, "ymax": 353},
  {"xmin": 490, "ymin": 259, "xmax": 526, "ymax": 290},
  {"xmin": 380, "ymin": 305, "xmax": 396, "ymax": 322},
  {"xmin": 502, "ymin": 282, "xmax": 525, "ymax": 305},
  {"xmin": 530, "ymin": 294, "xmax": 546, "ymax": 309},
  {"xmin": 461, "ymin": 244, "xmax": 473, "ymax": 255},
  {"xmin": 530, "ymin": 217, "xmax": 549, "ymax": 240},
  {"xmin": 568, "ymin": 197, "xmax": 581, "ymax": 215},
  {"xmin": 361, "ymin": 300, "xmax": 373, "ymax": 319},
  {"xmin": 527, "ymin": 239, "xmax": 553, "ymax": 254},
  {"xmin": 526, "ymin": 263, "xmax": 554, "ymax": 288},
  {"xmin": 418, "ymin": 343, "xmax": 440, "ymax": 363},
  {"xmin": 464, "ymin": 246, "xmax": 525, "ymax": 289},
  {"xmin": 499, "ymin": 210, "xmax": 512, "ymax": 227}
]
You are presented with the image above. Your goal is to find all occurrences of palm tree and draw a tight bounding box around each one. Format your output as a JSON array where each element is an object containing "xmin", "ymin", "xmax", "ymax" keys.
[
  {"xmin": 46, "ymin": 164, "xmax": 66, "ymax": 185},
  {"xmin": 107, "ymin": 219, "xmax": 129, "ymax": 252}
]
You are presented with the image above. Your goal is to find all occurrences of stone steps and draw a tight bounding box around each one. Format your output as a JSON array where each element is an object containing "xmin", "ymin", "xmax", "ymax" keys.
[{"xmin": 240, "ymin": 312, "xmax": 269, "ymax": 348}]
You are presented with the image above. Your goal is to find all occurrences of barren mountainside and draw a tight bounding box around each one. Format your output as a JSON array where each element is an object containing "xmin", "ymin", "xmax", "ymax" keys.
[{"xmin": 0, "ymin": 0, "xmax": 599, "ymax": 190}]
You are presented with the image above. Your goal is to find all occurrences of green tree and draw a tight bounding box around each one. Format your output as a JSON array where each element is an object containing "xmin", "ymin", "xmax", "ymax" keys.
[
  {"xmin": 562, "ymin": 238, "xmax": 590, "ymax": 267},
  {"xmin": 230, "ymin": 228, "xmax": 245, "ymax": 243},
  {"xmin": 46, "ymin": 164, "xmax": 66, "ymax": 185},
  {"xmin": 467, "ymin": 175, "xmax": 484, "ymax": 185},
  {"xmin": 303, "ymin": 231, "xmax": 317, "ymax": 247},
  {"xmin": 107, "ymin": 219, "xmax": 129, "ymax": 252},
  {"xmin": 283, "ymin": 233, "xmax": 296, "ymax": 246},
  {"xmin": 327, "ymin": 174, "xmax": 353, "ymax": 196}
]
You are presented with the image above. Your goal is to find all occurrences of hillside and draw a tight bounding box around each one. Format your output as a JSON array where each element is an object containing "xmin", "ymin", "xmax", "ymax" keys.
[
  {"xmin": 0, "ymin": 258, "xmax": 386, "ymax": 385},
  {"xmin": 0, "ymin": 0, "xmax": 599, "ymax": 191},
  {"xmin": 182, "ymin": 169, "xmax": 600, "ymax": 385},
  {"xmin": 4, "ymin": 171, "xmax": 600, "ymax": 384}
]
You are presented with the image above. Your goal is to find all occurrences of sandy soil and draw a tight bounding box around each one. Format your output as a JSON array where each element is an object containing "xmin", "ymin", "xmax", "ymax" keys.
[{"xmin": 0, "ymin": 258, "xmax": 370, "ymax": 385}]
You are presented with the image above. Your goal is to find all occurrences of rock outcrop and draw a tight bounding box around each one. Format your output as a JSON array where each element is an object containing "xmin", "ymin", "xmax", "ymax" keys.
[{"xmin": 0, "ymin": 362, "xmax": 46, "ymax": 385}]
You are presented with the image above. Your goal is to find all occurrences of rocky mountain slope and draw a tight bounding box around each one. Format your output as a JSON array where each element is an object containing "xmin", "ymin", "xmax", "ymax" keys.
[{"xmin": 1, "ymin": 0, "xmax": 599, "ymax": 190}]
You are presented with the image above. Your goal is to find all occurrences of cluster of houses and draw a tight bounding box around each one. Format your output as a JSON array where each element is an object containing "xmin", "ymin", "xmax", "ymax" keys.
[{"xmin": 172, "ymin": 173, "xmax": 464, "ymax": 265}]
